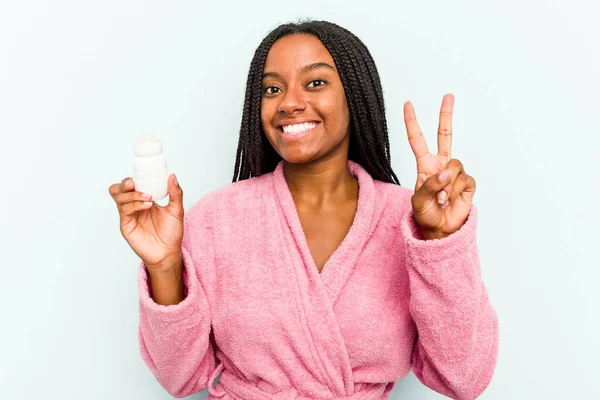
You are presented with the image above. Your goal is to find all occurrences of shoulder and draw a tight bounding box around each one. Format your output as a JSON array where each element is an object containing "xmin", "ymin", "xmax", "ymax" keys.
[
  {"xmin": 373, "ymin": 179, "xmax": 415, "ymax": 225},
  {"xmin": 185, "ymin": 172, "xmax": 273, "ymax": 226},
  {"xmin": 373, "ymin": 179, "xmax": 414, "ymax": 204}
]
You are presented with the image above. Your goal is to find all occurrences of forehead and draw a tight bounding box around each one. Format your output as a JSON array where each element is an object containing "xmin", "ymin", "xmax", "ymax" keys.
[{"xmin": 263, "ymin": 34, "xmax": 335, "ymax": 72}]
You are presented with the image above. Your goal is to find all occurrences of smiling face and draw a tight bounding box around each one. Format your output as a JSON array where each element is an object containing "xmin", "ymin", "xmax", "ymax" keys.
[{"xmin": 261, "ymin": 34, "xmax": 351, "ymax": 165}]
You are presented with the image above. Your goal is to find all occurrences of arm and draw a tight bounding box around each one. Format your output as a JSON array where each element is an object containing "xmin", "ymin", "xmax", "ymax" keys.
[
  {"xmin": 145, "ymin": 255, "xmax": 185, "ymax": 306},
  {"xmin": 401, "ymin": 204, "xmax": 499, "ymax": 400},
  {"xmin": 137, "ymin": 206, "xmax": 218, "ymax": 398}
]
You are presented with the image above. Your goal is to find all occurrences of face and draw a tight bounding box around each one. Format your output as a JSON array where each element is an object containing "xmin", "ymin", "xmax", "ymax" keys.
[{"xmin": 261, "ymin": 34, "xmax": 351, "ymax": 164}]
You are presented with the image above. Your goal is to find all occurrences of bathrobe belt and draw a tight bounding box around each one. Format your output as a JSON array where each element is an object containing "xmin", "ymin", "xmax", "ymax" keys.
[{"xmin": 207, "ymin": 362, "xmax": 393, "ymax": 400}]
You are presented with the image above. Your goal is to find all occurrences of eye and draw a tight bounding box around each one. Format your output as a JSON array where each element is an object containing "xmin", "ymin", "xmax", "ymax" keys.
[
  {"xmin": 307, "ymin": 79, "xmax": 327, "ymax": 88},
  {"xmin": 263, "ymin": 86, "xmax": 281, "ymax": 95}
]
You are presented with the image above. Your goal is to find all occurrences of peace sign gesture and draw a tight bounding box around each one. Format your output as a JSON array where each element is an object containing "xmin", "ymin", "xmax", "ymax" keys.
[{"xmin": 403, "ymin": 94, "xmax": 476, "ymax": 240}]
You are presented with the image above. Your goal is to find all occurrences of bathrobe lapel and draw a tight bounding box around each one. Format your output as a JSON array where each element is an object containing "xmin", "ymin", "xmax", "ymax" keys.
[{"xmin": 271, "ymin": 160, "xmax": 382, "ymax": 396}]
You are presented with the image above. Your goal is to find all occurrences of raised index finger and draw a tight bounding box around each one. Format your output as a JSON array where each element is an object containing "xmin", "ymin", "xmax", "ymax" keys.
[{"xmin": 403, "ymin": 101, "xmax": 429, "ymax": 159}]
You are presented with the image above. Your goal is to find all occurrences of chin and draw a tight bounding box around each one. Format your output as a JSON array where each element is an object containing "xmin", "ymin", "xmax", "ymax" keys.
[
  {"xmin": 269, "ymin": 142, "xmax": 314, "ymax": 164},
  {"xmin": 279, "ymin": 155, "xmax": 314, "ymax": 165}
]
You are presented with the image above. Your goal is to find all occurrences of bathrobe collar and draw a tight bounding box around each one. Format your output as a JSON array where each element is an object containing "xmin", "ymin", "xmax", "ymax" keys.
[
  {"xmin": 270, "ymin": 159, "xmax": 388, "ymax": 395},
  {"xmin": 272, "ymin": 159, "xmax": 378, "ymax": 304}
]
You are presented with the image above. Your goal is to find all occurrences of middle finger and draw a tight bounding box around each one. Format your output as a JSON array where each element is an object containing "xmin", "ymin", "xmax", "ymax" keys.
[{"xmin": 437, "ymin": 93, "xmax": 454, "ymax": 160}]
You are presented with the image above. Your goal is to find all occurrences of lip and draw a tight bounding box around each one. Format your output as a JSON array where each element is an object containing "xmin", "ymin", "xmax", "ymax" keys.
[{"xmin": 277, "ymin": 121, "xmax": 320, "ymax": 142}]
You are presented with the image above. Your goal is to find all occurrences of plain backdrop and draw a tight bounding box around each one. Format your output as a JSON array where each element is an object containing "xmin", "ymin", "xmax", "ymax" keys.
[{"xmin": 1, "ymin": 0, "xmax": 598, "ymax": 399}]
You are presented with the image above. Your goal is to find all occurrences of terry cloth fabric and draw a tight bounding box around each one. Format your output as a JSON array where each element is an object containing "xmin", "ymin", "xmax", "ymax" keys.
[{"xmin": 137, "ymin": 159, "xmax": 499, "ymax": 400}]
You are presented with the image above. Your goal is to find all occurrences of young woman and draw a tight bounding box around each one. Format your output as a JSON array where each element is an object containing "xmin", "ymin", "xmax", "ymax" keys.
[{"xmin": 109, "ymin": 20, "xmax": 498, "ymax": 400}]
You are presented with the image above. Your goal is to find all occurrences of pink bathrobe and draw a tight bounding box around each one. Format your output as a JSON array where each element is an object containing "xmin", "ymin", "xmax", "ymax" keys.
[{"xmin": 138, "ymin": 160, "xmax": 499, "ymax": 400}]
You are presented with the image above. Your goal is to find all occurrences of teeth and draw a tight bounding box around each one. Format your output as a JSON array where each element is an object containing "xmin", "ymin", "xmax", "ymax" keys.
[{"xmin": 282, "ymin": 122, "xmax": 317, "ymax": 134}]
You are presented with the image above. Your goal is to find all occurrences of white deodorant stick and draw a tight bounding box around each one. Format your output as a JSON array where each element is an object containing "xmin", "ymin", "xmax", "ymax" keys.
[{"xmin": 132, "ymin": 132, "xmax": 169, "ymax": 201}]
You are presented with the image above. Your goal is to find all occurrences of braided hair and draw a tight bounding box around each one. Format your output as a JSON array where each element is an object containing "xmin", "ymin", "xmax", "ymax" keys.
[{"xmin": 232, "ymin": 20, "xmax": 400, "ymax": 185}]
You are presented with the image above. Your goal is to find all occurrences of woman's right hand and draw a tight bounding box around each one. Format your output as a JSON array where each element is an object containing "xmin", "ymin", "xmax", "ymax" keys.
[{"xmin": 108, "ymin": 174, "xmax": 184, "ymax": 271}]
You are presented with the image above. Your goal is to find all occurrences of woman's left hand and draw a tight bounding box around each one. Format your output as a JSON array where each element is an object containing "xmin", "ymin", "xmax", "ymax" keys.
[{"xmin": 403, "ymin": 94, "xmax": 476, "ymax": 240}]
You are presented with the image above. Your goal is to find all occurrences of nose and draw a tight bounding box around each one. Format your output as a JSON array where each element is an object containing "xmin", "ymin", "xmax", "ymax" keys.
[{"xmin": 277, "ymin": 87, "xmax": 306, "ymax": 115}]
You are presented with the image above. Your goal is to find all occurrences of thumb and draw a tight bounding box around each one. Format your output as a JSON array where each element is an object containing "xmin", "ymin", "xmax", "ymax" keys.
[
  {"xmin": 164, "ymin": 173, "xmax": 184, "ymax": 218},
  {"xmin": 419, "ymin": 169, "xmax": 452, "ymax": 198}
]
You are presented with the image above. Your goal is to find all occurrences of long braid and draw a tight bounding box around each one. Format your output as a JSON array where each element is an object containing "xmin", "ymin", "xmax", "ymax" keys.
[
  {"xmin": 327, "ymin": 25, "xmax": 382, "ymax": 177},
  {"xmin": 328, "ymin": 22, "xmax": 398, "ymax": 183},
  {"xmin": 232, "ymin": 20, "xmax": 400, "ymax": 185}
]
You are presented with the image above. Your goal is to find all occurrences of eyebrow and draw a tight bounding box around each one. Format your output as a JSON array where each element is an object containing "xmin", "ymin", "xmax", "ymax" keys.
[{"xmin": 262, "ymin": 62, "xmax": 336, "ymax": 79}]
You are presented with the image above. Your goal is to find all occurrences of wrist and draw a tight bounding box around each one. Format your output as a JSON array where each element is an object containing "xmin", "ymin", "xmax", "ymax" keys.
[
  {"xmin": 418, "ymin": 227, "xmax": 450, "ymax": 241},
  {"xmin": 145, "ymin": 260, "xmax": 185, "ymax": 306},
  {"xmin": 146, "ymin": 252, "xmax": 183, "ymax": 274}
]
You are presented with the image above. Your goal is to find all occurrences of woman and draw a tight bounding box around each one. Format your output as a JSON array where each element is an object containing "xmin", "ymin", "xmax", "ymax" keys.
[{"xmin": 109, "ymin": 20, "xmax": 498, "ymax": 400}]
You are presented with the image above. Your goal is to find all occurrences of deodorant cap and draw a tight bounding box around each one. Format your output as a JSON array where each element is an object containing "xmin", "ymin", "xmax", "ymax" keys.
[
  {"xmin": 132, "ymin": 132, "xmax": 169, "ymax": 200},
  {"xmin": 132, "ymin": 133, "xmax": 167, "ymax": 178},
  {"xmin": 133, "ymin": 132, "xmax": 163, "ymax": 157}
]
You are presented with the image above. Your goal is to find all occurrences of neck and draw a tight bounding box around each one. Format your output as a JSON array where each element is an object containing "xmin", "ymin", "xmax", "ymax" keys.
[{"xmin": 282, "ymin": 153, "xmax": 358, "ymax": 211}]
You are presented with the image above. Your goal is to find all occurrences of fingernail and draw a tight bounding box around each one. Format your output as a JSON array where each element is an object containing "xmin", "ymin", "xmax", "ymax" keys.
[
  {"xmin": 439, "ymin": 170, "xmax": 451, "ymax": 182},
  {"xmin": 141, "ymin": 193, "xmax": 151, "ymax": 199},
  {"xmin": 437, "ymin": 190, "xmax": 447, "ymax": 204},
  {"xmin": 173, "ymin": 175, "xmax": 178, "ymax": 186},
  {"xmin": 123, "ymin": 179, "xmax": 131, "ymax": 189}
]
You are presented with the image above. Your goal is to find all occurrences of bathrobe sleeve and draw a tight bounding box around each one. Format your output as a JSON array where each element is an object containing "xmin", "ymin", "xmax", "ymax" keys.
[
  {"xmin": 400, "ymin": 204, "xmax": 499, "ymax": 400},
  {"xmin": 137, "ymin": 205, "xmax": 218, "ymax": 398}
]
